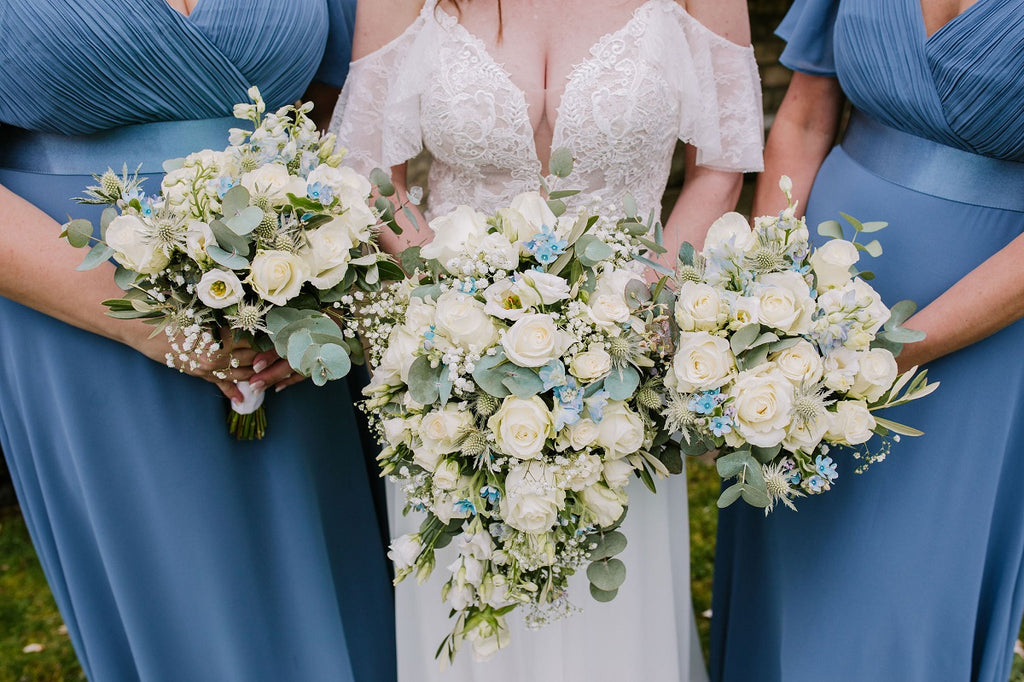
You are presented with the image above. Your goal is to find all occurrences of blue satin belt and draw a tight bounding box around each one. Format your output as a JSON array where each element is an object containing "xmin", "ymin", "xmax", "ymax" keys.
[
  {"xmin": 840, "ymin": 111, "xmax": 1024, "ymax": 213},
  {"xmin": 0, "ymin": 117, "xmax": 240, "ymax": 176}
]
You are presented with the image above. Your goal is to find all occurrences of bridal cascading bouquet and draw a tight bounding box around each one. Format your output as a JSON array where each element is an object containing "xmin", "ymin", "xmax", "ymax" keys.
[
  {"xmin": 62, "ymin": 88, "xmax": 404, "ymax": 438},
  {"xmin": 360, "ymin": 153, "xmax": 680, "ymax": 662},
  {"xmin": 664, "ymin": 177, "xmax": 937, "ymax": 512}
]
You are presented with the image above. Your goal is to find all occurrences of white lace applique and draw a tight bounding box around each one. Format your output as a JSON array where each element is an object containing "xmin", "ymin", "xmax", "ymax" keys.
[{"xmin": 331, "ymin": 0, "xmax": 764, "ymax": 220}]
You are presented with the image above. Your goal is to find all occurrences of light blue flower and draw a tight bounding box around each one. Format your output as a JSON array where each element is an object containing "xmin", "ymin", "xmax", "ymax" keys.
[
  {"xmin": 456, "ymin": 277, "xmax": 478, "ymax": 295},
  {"xmin": 710, "ymin": 415, "xmax": 733, "ymax": 437},
  {"xmin": 211, "ymin": 176, "xmax": 236, "ymax": 199},
  {"xmin": 539, "ymin": 360, "xmax": 568, "ymax": 391},
  {"xmin": 584, "ymin": 389, "xmax": 610, "ymax": 423},
  {"xmin": 805, "ymin": 474, "xmax": 825, "ymax": 493},
  {"xmin": 454, "ymin": 499, "xmax": 477, "ymax": 516},
  {"xmin": 524, "ymin": 225, "xmax": 568, "ymax": 265},
  {"xmin": 814, "ymin": 455, "xmax": 838, "ymax": 483},
  {"xmin": 479, "ymin": 486, "xmax": 501, "ymax": 505},
  {"xmin": 688, "ymin": 390, "xmax": 721, "ymax": 415},
  {"xmin": 306, "ymin": 180, "xmax": 333, "ymax": 205},
  {"xmin": 139, "ymin": 197, "xmax": 156, "ymax": 217},
  {"xmin": 422, "ymin": 325, "xmax": 436, "ymax": 351},
  {"xmin": 553, "ymin": 378, "xmax": 584, "ymax": 431}
]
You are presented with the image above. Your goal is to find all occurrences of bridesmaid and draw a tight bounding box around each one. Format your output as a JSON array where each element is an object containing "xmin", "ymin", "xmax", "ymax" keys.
[
  {"xmin": 711, "ymin": 1, "xmax": 1024, "ymax": 681},
  {"xmin": 0, "ymin": 1, "xmax": 395, "ymax": 681}
]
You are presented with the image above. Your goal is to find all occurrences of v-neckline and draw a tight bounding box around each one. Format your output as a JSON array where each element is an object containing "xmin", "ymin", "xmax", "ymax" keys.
[
  {"xmin": 164, "ymin": 0, "xmax": 206, "ymax": 21},
  {"xmin": 917, "ymin": 0, "xmax": 985, "ymax": 41},
  {"xmin": 433, "ymin": 0, "xmax": 667, "ymax": 171}
]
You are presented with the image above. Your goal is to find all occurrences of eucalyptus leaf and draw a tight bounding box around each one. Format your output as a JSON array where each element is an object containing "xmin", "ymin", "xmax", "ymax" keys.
[
  {"xmin": 411, "ymin": 283, "xmax": 442, "ymax": 301},
  {"xmin": 271, "ymin": 315, "xmax": 339, "ymax": 356},
  {"xmin": 633, "ymin": 255, "xmax": 673, "ymax": 276},
  {"xmin": 400, "ymin": 246, "xmax": 423, "ymax": 274},
  {"xmin": 767, "ymin": 337, "xmax": 801, "ymax": 354},
  {"xmin": 375, "ymin": 196, "xmax": 395, "ymax": 223},
  {"xmin": 740, "ymin": 484, "xmax": 771, "ymax": 508},
  {"xmin": 305, "ymin": 342, "xmax": 352, "ymax": 385},
  {"xmin": 862, "ymin": 239, "xmax": 883, "ymax": 257},
  {"xmin": 859, "ymin": 220, "xmax": 888, "ymax": 233},
  {"xmin": 286, "ymin": 330, "xmax": 315, "ymax": 369},
  {"xmin": 839, "ymin": 212, "xmax": 865, "ymax": 233},
  {"xmin": 730, "ymin": 324, "xmax": 761, "ymax": 355},
  {"xmin": 624, "ymin": 280, "xmax": 652, "ymax": 310},
  {"xmin": 587, "ymin": 531, "xmax": 628, "ymax": 561},
  {"xmin": 100, "ymin": 207, "xmax": 117, "ymax": 240},
  {"xmin": 678, "ymin": 242, "xmax": 696, "ymax": 267},
  {"xmin": 472, "ymin": 352, "xmax": 512, "ymax": 398},
  {"xmin": 873, "ymin": 416, "xmax": 924, "ymax": 437},
  {"xmin": 587, "ymin": 558, "xmax": 626, "ymax": 591},
  {"xmin": 546, "ymin": 199, "xmax": 567, "ymax": 216},
  {"xmin": 548, "ymin": 189, "xmax": 581, "ymax": 200},
  {"xmin": 210, "ymin": 219, "xmax": 251, "ymax": 257},
  {"xmin": 225, "ymin": 206, "xmax": 263, "ymax": 235},
  {"xmin": 549, "ymin": 147, "xmax": 574, "ymax": 178},
  {"xmin": 637, "ymin": 236, "xmax": 667, "ymax": 255},
  {"xmin": 207, "ymin": 245, "xmax": 250, "ymax": 270},
  {"xmin": 114, "ymin": 266, "xmax": 137, "ymax": 290},
  {"xmin": 76, "ymin": 243, "xmax": 115, "ymax": 271},
  {"xmin": 658, "ymin": 444, "xmax": 684, "ymax": 475},
  {"xmin": 589, "ymin": 584, "xmax": 619, "ymax": 603},
  {"xmin": 604, "ymin": 365, "xmax": 640, "ymax": 401},
  {"xmin": 817, "ymin": 219, "xmax": 844, "ymax": 240},
  {"xmin": 63, "ymin": 219, "xmax": 93, "ymax": 248},
  {"xmin": 408, "ymin": 355, "xmax": 443, "ymax": 404},
  {"xmin": 717, "ymin": 483, "xmax": 743, "ymax": 508},
  {"xmin": 716, "ymin": 450, "xmax": 754, "ymax": 479},
  {"xmin": 622, "ymin": 194, "xmax": 638, "ymax": 219},
  {"xmin": 886, "ymin": 300, "xmax": 918, "ymax": 329},
  {"xmin": 221, "ymin": 185, "xmax": 252, "ymax": 216},
  {"xmin": 370, "ymin": 168, "xmax": 395, "ymax": 196},
  {"xmin": 501, "ymin": 365, "xmax": 544, "ymax": 398},
  {"xmin": 266, "ymin": 307, "xmax": 319, "ymax": 335},
  {"xmin": 877, "ymin": 327, "xmax": 926, "ymax": 344},
  {"xmin": 623, "ymin": 218, "xmax": 648, "ymax": 237},
  {"xmin": 751, "ymin": 444, "xmax": 782, "ymax": 463}
]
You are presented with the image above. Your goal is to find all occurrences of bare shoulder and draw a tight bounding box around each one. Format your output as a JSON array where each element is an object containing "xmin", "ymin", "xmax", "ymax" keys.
[
  {"xmin": 352, "ymin": 0, "xmax": 426, "ymax": 59},
  {"xmin": 681, "ymin": 0, "xmax": 752, "ymax": 46}
]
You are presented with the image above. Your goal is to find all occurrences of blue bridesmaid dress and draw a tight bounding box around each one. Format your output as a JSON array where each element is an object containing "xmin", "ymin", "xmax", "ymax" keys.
[
  {"xmin": 0, "ymin": 2, "xmax": 396, "ymax": 681},
  {"xmin": 710, "ymin": 1, "xmax": 1024, "ymax": 680}
]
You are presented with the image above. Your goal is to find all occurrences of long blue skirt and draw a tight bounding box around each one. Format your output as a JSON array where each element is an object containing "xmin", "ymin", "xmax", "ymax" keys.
[
  {"xmin": 0, "ymin": 161, "xmax": 395, "ymax": 679},
  {"xmin": 710, "ymin": 141, "xmax": 1024, "ymax": 681}
]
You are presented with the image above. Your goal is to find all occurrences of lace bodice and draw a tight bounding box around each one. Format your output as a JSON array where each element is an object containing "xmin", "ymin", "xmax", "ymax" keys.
[{"xmin": 331, "ymin": 0, "xmax": 764, "ymax": 219}]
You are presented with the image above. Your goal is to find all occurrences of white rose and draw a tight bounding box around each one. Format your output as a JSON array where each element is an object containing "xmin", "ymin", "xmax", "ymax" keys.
[
  {"xmin": 580, "ymin": 483, "xmax": 627, "ymax": 528},
  {"xmin": 602, "ymin": 458, "xmax": 635, "ymax": 490},
  {"xmin": 704, "ymin": 212, "xmax": 755, "ymax": 252},
  {"xmin": 770, "ymin": 340, "xmax": 824, "ymax": 386},
  {"xmin": 670, "ymin": 331, "xmax": 735, "ymax": 393},
  {"xmin": 387, "ymin": 534, "xmax": 422, "ymax": 572},
  {"xmin": 567, "ymin": 419, "xmax": 600, "ymax": 451},
  {"xmin": 500, "ymin": 461, "xmax": 564, "ymax": 534},
  {"xmin": 810, "ymin": 239, "xmax": 859, "ymax": 290},
  {"xmin": 729, "ymin": 366, "xmax": 795, "ymax": 448},
  {"xmin": 246, "ymin": 249, "xmax": 309, "ymax": 305},
  {"xmin": 501, "ymin": 313, "xmax": 570, "ymax": 367},
  {"xmin": 754, "ymin": 271, "xmax": 815, "ymax": 335},
  {"xmin": 783, "ymin": 413, "xmax": 830, "ymax": 454},
  {"xmin": 479, "ymin": 232, "xmax": 520, "ymax": 270},
  {"xmin": 596, "ymin": 401, "xmax": 646, "ymax": 459},
  {"xmin": 823, "ymin": 348, "xmax": 860, "ymax": 393},
  {"xmin": 434, "ymin": 290, "xmax": 499, "ymax": 352},
  {"xmin": 241, "ymin": 163, "xmax": 306, "ymax": 204},
  {"xmin": 301, "ymin": 218, "xmax": 355, "ymax": 290},
  {"xmin": 509, "ymin": 192, "xmax": 557, "ymax": 233},
  {"xmin": 105, "ymin": 215, "xmax": 170, "ymax": 274},
  {"xmin": 850, "ymin": 348, "xmax": 898, "ymax": 402},
  {"xmin": 675, "ymin": 281, "xmax": 726, "ymax": 332},
  {"xmin": 825, "ymin": 400, "xmax": 876, "ymax": 445},
  {"xmin": 421, "ymin": 205, "xmax": 489, "ymax": 264},
  {"xmin": 196, "ymin": 268, "xmax": 245, "ymax": 309},
  {"xmin": 415, "ymin": 404, "xmax": 472, "ymax": 470},
  {"xmin": 518, "ymin": 270, "xmax": 570, "ymax": 304},
  {"xmin": 382, "ymin": 417, "xmax": 412, "ymax": 446},
  {"xmin": 466, "ymin": 619, "xmax": 511, "ymax": 663},
  {"xmin": 588, "ymin": 267, "xmax": 644, "ymax": 331},
  {"xmin": 488, "ymin": 396, "xmax": 553, "ymax": 460},
  {"xmin": 433, "ymin": 459, "xmax": 462, "ymax": 490},
  {"xmin": 569, "ymin": 344, "xmax": 613, "ymax": 382},
  {"xmin": 185, "ymin": 220, "xmax": 217, "ymax": 262},
  {"xmin": 482, "ymin": 279, "xmax": 539, "ymax": 321}
]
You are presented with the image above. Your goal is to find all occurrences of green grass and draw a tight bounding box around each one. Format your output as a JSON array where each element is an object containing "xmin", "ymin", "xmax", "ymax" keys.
[{"xmin": 0, "ymin": 475, "xmax": 1021, "ymax": 681}]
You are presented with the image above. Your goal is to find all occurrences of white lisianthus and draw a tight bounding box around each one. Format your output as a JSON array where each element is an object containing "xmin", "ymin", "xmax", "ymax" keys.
[
  {"xmin": 494, "ymin": 207, "xmax": 535, "ymax": 245},
  {"xmin": 704, "ymin": 212, "xmax": 755, "ymax": 252},
  {"xmin": 376, "ymin": 328, "xmax": 420, "ymax": 385},
  {"xmin": 602, "ymin": 458, "xmax": 635, "ymax": 490},
  {"xmin": 466, "ymin": 619, "xmax": 511, "ymax": 663},
  {"xmin": 422, "ymin": 205, "xmax": 489, "ymax": 264},
  {"xmin": 728, "ymin": 294, "xmax": 761, "ymax": 330},
  {"xmin": 729, "ymin": 365, "xmax": 795, "ymax": 448},
  {"xmin": 850, "ymin": 348, "xmax": 898, "ymax": 402},
  {"xmin": 500, "ymin": 461, "xmax": 564, "ymax": 534},
  {"xmin": 849, "ymin": 278, "xmax": 891, "ymax": 335},
  {"xmin": 434, "ymin": 290, "xmax": 499, "ymax": 352},
  {"xmin": 569, "ymin": 344, "xmax": 613, "ymax": 382},
  {"xmin": 825, "ymin": 400, "xmax": 876, "ymax": 445},
  {"xmin": 387, "ymin": 534, "xmax": 422, "ymax": 571},
  {"xmin": 488, "ymin": 396, "xmax": 553, "ymax": 460},
  {"xmin": 483, "ymin": 279, "xmax": 540, "ymax": 321},
  {"xmin": 333, "ymin": 203, "xmax": 378, "ymax": 243},
  {"xmin": 479, "ymin": 232, "xmax": 520, "ymax": 270},
  {"xmin": 501, "ymin": 313, "xmax": 571, "ymax": 367},
  {"xmin": 771, "ymin": 339, "xmax": 825, "ymax": 385},
  {"xmin": 382, "ymin": 417, "xmax": 412, "ymax": 446},
  {"xmin": 518, "ymin": 270, "xmax": 570, "ymax": 304},
  {"xmin": 596, "ymin": 401, "xmax": 645, "ymax": 459},
  {"xmin": 567, "ymin": 418, "xmax": 600, "ymax": 451},
  {"xmin": 580, "ymin": 483, "xmax": 627, "ymax": 528},
  {"xmin": 196, "ymin": 269, "xmax": 245, "ymax": 309},
  {"xmin": 433, "ymin": 459, "xmax": 463, "ymax": 490},
  {"xmin": 675, "ymin": 281, "xmax": 727, "ymax": 332},
  {"xmin": 669, "ymin": 331, "xmax": 735, "ymax": 393},
  {"xmin": 459, "ymin": 531, "xmax": 495, "ymax": 561},
  {"xmin": 241, "ymin": 163, "xmax": 306, "ymax": 204},
  {"xmin": 300, "ymin": 218, "xmax": 355, "ymax": 290},
  {"xmin": 306, "ymin": 164, "xmax": 372, "ymax": 205},
  {"xmin": 754, "ymin": 271, "xmax": 815, "ymax": 335},
  {"xmin": 246, "ymin": 249, "xmax": 309, "ymax": 305},
  {"xmin": 416, "ymin": 404, "xmax": 473, "ymax": 471},
  {"xmin": 810, "ymin": 239, "xmax": 859, "ymax": 290},
  {"xmin": 105, "ymin": 215, "xmax": 171, "ymax": 274},
  {"xmin": 185, "ymin": 220, "xmax": 217, "ymax": 262},
  {"xmin": 509, "ymin": 191, "xmax": 557, "ymax": 234},
  {"xmin": 823, "ymin": 348, "xmax": 861, "ymax": 393}
]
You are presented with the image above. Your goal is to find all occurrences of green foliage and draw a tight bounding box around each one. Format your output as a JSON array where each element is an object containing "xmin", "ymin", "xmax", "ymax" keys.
[
  {"xmin": 549, "ymin": 147, "xmax": 574, "ymax": 179},
  {"xmin": 75, "ymin": 243, "xmax": 114, "ymax": 271}
]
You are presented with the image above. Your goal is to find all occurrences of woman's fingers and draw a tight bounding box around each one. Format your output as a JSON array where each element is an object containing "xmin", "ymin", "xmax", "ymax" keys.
[
  {"xmin": 274, "ymin": 372, "xmax": 307, "ymax": 393},
  {"xmin": 216, "ymin": 380, "xmax": 245, "ymax": 403},
  {"xmin": 250, "ymin": 358, "xmax": 296, "ymax": 392}
]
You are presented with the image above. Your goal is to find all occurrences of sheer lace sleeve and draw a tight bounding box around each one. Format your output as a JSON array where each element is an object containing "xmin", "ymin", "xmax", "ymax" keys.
[
  {"xmin": 328, "ymin": 7, "xmax": 436, "ymax": 176},
  {"xmin": 651, "ymin": 6, "xmax": 764, "ymax": 173}
]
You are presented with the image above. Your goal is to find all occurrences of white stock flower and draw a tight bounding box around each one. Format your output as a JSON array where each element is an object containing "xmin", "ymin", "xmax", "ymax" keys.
[
  {"xmin": 569, "ymin": 344, "xmax": 613, "ymax": 382},
  {"xmin": 376, "ymin": 328, "xmax": 420, "ymax": 385},
  {"xmin": 500, "ymin": 461, "xmax": 564, "ymax": 534},
  {"xmin": 823, "ymin": 348, "xmax": 860, "ymax": 393},
  {"xmin": 596, "ymin": 401, "xmax": 645, "ymax": 459},
  {"xmin": 704, "ymin": 212, "xmax": 755, "ymax": 252},
  {"xmin": 669, "ymin": 331, "xmax": 735, "ymax": 393},
  {"xmin": 580, "ymin": 483, "xmax": 627, "ymax": 528},
  {"xmin": 106, "ymin": 215, "xmax": 171, "ymax": 274},
  {"xmin": 810, "ymin": 239, "xmax": 859, "ymax": 290},
  {"xmin": 754, "ymin": 271, "xmax": 815, "ymax": 335},
  {"xmin": 850, "ymin": 348, "xmax": 898, "ymax": 402},
  {"xmin": 196, "ymin": 269, "xmax": 245, "ymax": 309},
  {"xmin": 246, "ymin": 250, "xmax": 309, "ymax": 305},
  {"xmin": 728, "ymin": 294, "xmax": 761, "ymax": 330},
  {"xmin": 241, "ymin": 163, "xmax": 306, "ymax": 204},
  {"xmin": 825, "ymin": 400, "xmax": 876, "ymax": 445},
  {"xmin": 729, "ymin": 365, "xmax": 795, "ymax": 448},
  {"xmin": 771, "ymin": 339, "xmax": 825, "ymax": 386},
  {"xmin": 501, "ymin": 313, "xmax": 570, "ymax": 367},
  {"xmin": 587, "ymin": 267, "xmax": 643, "ymax": 331},
  {"xmin": 434, "ymin": 291, "xmax": 499, "ymax": 352},
  {"xmin": 489, "ymin": 396, "xmax": 554, "ymax": 460},
  {"xmin": 675, "ymin": 281, "xmax": 727, "ymax": 332},
  {"xmin": 301, "ymin": 218, "xmax": 355, "ymax": 290},
  {"xmin": 421, "ymin": 205, "xmax": 489, "ymax": 264},
  {"xmin": 382, "ymin": 417, "xmax": 412, "ymax": 446}
]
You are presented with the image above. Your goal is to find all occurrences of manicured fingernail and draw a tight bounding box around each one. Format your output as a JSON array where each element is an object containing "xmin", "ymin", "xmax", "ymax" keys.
[
  {"xmin": 275, "ymin": 384, "xmax": 287, "ymax": 393},
  {"xmin": 252, "ymin": 360, "xmax": 268, "ymax": 374},
  {"xmin": 250, "ymin": 381, "xmax": 265, "ymax": 394},
  {"xmin": 231, "ymin": 394, "xmax": 243, "ymax": 403}
]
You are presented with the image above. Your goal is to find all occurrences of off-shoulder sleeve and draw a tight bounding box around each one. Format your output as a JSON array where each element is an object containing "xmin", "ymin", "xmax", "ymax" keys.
[
  {"xmin": 654, "ymin": 8, "xmax": 764, "ymax": 173},
  {"xmin": 776, "ymin": 0, "xmax": 841, "ymax": 77},
  {"xmin": 328, "ymin": 10, "xmax": 435, "ymax": 176},
  {"xmin": 313, "ymin": 0, "xmax": 358, "ymax": 89}
]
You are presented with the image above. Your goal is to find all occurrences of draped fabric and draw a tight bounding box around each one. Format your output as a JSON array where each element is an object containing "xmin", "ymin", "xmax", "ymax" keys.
[
  {"xmin": 0, "ymin": 2, "xmax": 395, "ymax": 681},
  {"xmin": 712, "ymin": 2, "xmax": 1024, "ymax": 681}
]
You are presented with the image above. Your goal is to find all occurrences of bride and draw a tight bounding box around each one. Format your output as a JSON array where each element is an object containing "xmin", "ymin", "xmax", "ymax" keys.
[{"xmin": 332, "ymin": 0, "xmax": 762, "ymax": 679}]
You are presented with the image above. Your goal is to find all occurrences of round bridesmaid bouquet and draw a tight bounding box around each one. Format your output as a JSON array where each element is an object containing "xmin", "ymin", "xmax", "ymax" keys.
[
  {"xmin": 665, "ymin": 177, "xmax": 938, "ymax": 512},
  {"xmin": 62, "ymin": 89, "xmax": 405, "ymax": 438},
  {"xmin": 360, "ymin": 153, "xmax": 680, "ymax": 662}
]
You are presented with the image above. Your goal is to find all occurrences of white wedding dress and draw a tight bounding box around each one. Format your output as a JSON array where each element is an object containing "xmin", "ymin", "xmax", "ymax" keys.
[{"xmin": 332, "ymin": 1, "xmax": 762, "ymax": 680}]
